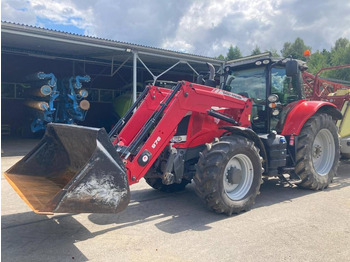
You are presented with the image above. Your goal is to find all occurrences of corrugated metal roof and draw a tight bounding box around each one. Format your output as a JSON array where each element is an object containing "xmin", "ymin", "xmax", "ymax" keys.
[{"xmin": 1, "ymin": 21, "xmax": 224, "ymax": 65}]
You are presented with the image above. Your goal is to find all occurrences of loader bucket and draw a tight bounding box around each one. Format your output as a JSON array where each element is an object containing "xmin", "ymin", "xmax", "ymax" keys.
[{"xmin": 4, "ymin": 123, "xmax": 130, "ymax": 214}]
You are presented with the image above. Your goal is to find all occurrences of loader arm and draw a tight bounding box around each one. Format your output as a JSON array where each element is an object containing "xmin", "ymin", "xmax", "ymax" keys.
[
  {"xmin": 116, "ymin": 81, "xmax": 252, "ymax": 185},
  {"xmin": 113, "ymin": 86, "xmax": 172, "ymax": 146}
]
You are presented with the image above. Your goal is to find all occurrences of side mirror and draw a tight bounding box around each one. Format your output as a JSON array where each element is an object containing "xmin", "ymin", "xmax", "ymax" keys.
[{"xmin": 285, "ymin": 60, "xmax": 299, "ymax": 77}]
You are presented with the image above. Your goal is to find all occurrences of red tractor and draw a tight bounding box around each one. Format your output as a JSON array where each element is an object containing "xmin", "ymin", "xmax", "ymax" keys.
[{"xmin": 4, "ymin": 53, "xmax": 342, "ymax": 216}]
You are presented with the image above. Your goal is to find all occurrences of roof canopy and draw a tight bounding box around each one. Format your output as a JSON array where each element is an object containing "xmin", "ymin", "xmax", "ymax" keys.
[{"xmin": 1, "ymin": 22, "xmax": 224, "ymax": 76}]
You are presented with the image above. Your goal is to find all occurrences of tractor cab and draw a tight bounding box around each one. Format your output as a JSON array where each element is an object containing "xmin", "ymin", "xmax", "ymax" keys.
[{"xmin": 222, "ymin": 53, "xmax": 306, "ymax": 134}]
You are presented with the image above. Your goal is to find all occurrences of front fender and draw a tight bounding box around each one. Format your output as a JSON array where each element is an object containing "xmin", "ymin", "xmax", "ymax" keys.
[
  {"xmin": 220, "ymin": 126, "xmax": 268, "ymax": 172},
  {"xmin": 281, "ymin": 100, "xmax": 342, "ymax": 135}
]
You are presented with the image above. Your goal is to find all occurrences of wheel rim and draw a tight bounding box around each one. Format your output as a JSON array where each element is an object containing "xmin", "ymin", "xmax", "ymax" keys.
[
  {"xmin": 312, "ymin": 129, "xmax": 335, "ymax": 176},
  {"xmin": 223, "ymin": 154, "xmax": 254, "ymax": 200}
]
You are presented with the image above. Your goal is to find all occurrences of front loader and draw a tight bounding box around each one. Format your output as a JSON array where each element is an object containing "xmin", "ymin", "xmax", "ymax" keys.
[{"xmin": 4, "ymin": 55, "xmax": 342, "ymax": 216}]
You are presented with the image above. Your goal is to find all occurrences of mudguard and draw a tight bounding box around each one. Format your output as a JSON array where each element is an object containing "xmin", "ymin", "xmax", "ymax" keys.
[{"xmin": 281, "ymin": 100, "xmax": 342, "ymax": 135}]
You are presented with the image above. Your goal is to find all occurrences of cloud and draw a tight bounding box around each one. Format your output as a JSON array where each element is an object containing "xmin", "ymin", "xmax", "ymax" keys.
[
  {"xmin": 2, "ymin": 0, "xmax": 350, "ymax": 57},
  {"xmin": 84, "ymin": 0, "xmax": 192, "ymax": 48},
  {"xmin": 2, "ymin": 0, "xmax": 93, "ymax": 32},
  {"xmin": 161, "ymin": 0, "xmax": 282, "ymax": 56},
  {"xmin": 1, "ymin": 0, "xmax": 37, "ymax": 25}
]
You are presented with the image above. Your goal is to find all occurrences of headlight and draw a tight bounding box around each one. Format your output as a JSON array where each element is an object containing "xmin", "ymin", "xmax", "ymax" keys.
[
  {"xmin": 272, "ymin": 109, "xmax": 280, "ymax": 116},
  {"xmin": 268, "ymin": 94, "xmax": 279, "ymax": 103}
]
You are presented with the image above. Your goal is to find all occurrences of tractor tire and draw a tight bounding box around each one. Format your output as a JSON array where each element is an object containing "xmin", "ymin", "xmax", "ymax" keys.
[
  {"xmin": 295, "ymin": 113, "xmax": 340, "ymax": 190},
  {"xmin": 145, "ymin": 177, "xmax": 191, "ymax": 192},
  {"xmin": 194, "ymin": 135, "xmax": 262, "ymax": 215}
]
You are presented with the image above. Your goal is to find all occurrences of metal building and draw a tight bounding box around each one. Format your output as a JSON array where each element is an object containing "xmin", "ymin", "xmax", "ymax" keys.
[{"xmin": 1, "ymin": 22, "xmax": 224, "ymax": 137}]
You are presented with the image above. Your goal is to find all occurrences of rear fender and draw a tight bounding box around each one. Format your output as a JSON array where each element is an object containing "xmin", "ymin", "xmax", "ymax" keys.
[{"xmin": 281, "ymin": 100, "xmax": 342, "ymax": 135}]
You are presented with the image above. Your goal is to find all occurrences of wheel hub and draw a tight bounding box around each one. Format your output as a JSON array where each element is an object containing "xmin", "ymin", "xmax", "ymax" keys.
[
  {"xmin": 312, "ymin": 129, "xmax": 335, "ymax": 176},
  {"xmin": 313, "ymin": 144, "xmax": 322, "ymax": 159},
  {"xmin": 226, "ymin": 167, "xmax": 242, "ymax": 185},
  {"xmin": 223, "ymin": 154, "xmax": 254, "ymax": 201}
]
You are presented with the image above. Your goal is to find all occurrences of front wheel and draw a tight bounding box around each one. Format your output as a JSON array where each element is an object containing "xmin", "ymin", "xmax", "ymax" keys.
[
  {"xmin": 194, "ymin": 136, "xmax": 262, "ymax": 215},
  {"xmin": 295, "ymin": 113, "xmax": 340, "ymax": 190}
]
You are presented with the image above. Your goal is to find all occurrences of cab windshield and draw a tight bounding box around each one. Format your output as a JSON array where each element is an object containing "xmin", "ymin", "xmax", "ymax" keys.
[
  {"xmin": 225, "ymin": 67, "xmax": 266, "ymax": 100},
  {"xmin": 225, "ymin": 67, "xmax": 267, "ymax": 132}
]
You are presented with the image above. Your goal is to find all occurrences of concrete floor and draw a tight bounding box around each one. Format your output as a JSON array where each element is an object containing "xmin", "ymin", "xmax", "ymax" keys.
[{"xmin": 1, "ymin": 138, "xmax": 350, "ymax": 262}]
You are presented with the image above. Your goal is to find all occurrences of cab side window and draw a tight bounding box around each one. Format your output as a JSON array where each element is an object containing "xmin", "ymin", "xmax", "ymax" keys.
[{"xmin": 271, "ymin": 67, "xmax": 299, "ymax": 105}]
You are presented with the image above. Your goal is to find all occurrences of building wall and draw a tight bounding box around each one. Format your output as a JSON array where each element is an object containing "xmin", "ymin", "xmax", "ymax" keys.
[{"xmin": 1, "ymin": 52, "xmax": 196, "ymax": 137}]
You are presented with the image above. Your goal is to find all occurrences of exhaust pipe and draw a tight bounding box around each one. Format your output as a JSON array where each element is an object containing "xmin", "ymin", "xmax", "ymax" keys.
[
  {"xmin": 207, "ymin": 63, "xmax": 215, "ymax": 80},
  {"xmin": 205, "ymin": 63, "xmax": 216, "ymax": 87}
]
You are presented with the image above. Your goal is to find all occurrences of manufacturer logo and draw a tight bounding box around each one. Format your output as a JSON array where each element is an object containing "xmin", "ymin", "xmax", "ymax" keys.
[
  {"xmin": 142, "ymin": 155, "xmax": 149, "ymax": 162},
  {"xmin": 211, "ymin": 88, "xmax": 247, "ymax": 101}
]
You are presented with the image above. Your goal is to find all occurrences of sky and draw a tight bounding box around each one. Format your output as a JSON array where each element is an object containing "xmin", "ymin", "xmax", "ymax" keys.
[{"xmin": 2, "ymin": 0, "xmax": 350, "ymax": 58}]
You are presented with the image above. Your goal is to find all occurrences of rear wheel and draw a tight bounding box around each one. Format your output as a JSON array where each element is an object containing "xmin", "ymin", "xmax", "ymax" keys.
[
  {"xmin": 295, "ymin": 113, "xmax": 340, "ymax": 190},
  {"xmin": 194, "ymin": 135, "xmax": 262, "ymax": 215}
]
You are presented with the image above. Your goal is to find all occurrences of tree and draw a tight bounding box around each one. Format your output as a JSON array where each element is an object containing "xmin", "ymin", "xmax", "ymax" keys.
[
  {"xmin": 281, "ymin": 37, "xmax": 311, "ymax": 61},
  {"xmin": 265, "ymin": 48, "xmax": 280, "ymax": 57},
  {"xmin": 226, "ymin": 45, "xmax": 242, "ymax": 60},
  {"xmin": 217, "ymin": 54, "xmax": 225, "ymax": 60},
  {"xmin": 328, "ymin": 38, "xmax": 350, "ymax": 81},
  {"xmin": 321, "ymin": 49, "xmax": 332, "ymax": 65},
  {"xmin": 307, "ymin": 38, "xmax": 350, "ymax": 82},
  {"xmin": 333, "ymin": 38, "xmax": 350, "ymax": 51},
  {"xmin": 212, "ymin": 38, "xmax": 350, "ymax": 82},
  {"xmin": 251, "ymin": 45, "xmax": 261, "ymax": 55},
  {"xmin": 281, "ymin": 42, "xmax": 292, "ymax": 57},
  {"xmin": 306, "ymin": 50, "xmax": 329, "ymax": 74},
  {"xmin": 330, "ymin": 38, "xmax": 350, "ymax": 65}
]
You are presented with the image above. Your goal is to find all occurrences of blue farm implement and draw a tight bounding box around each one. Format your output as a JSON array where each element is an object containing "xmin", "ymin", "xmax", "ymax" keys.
[{"xmin": 25, "ymin": 72, "xmax": 91, "ymax": 132}]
